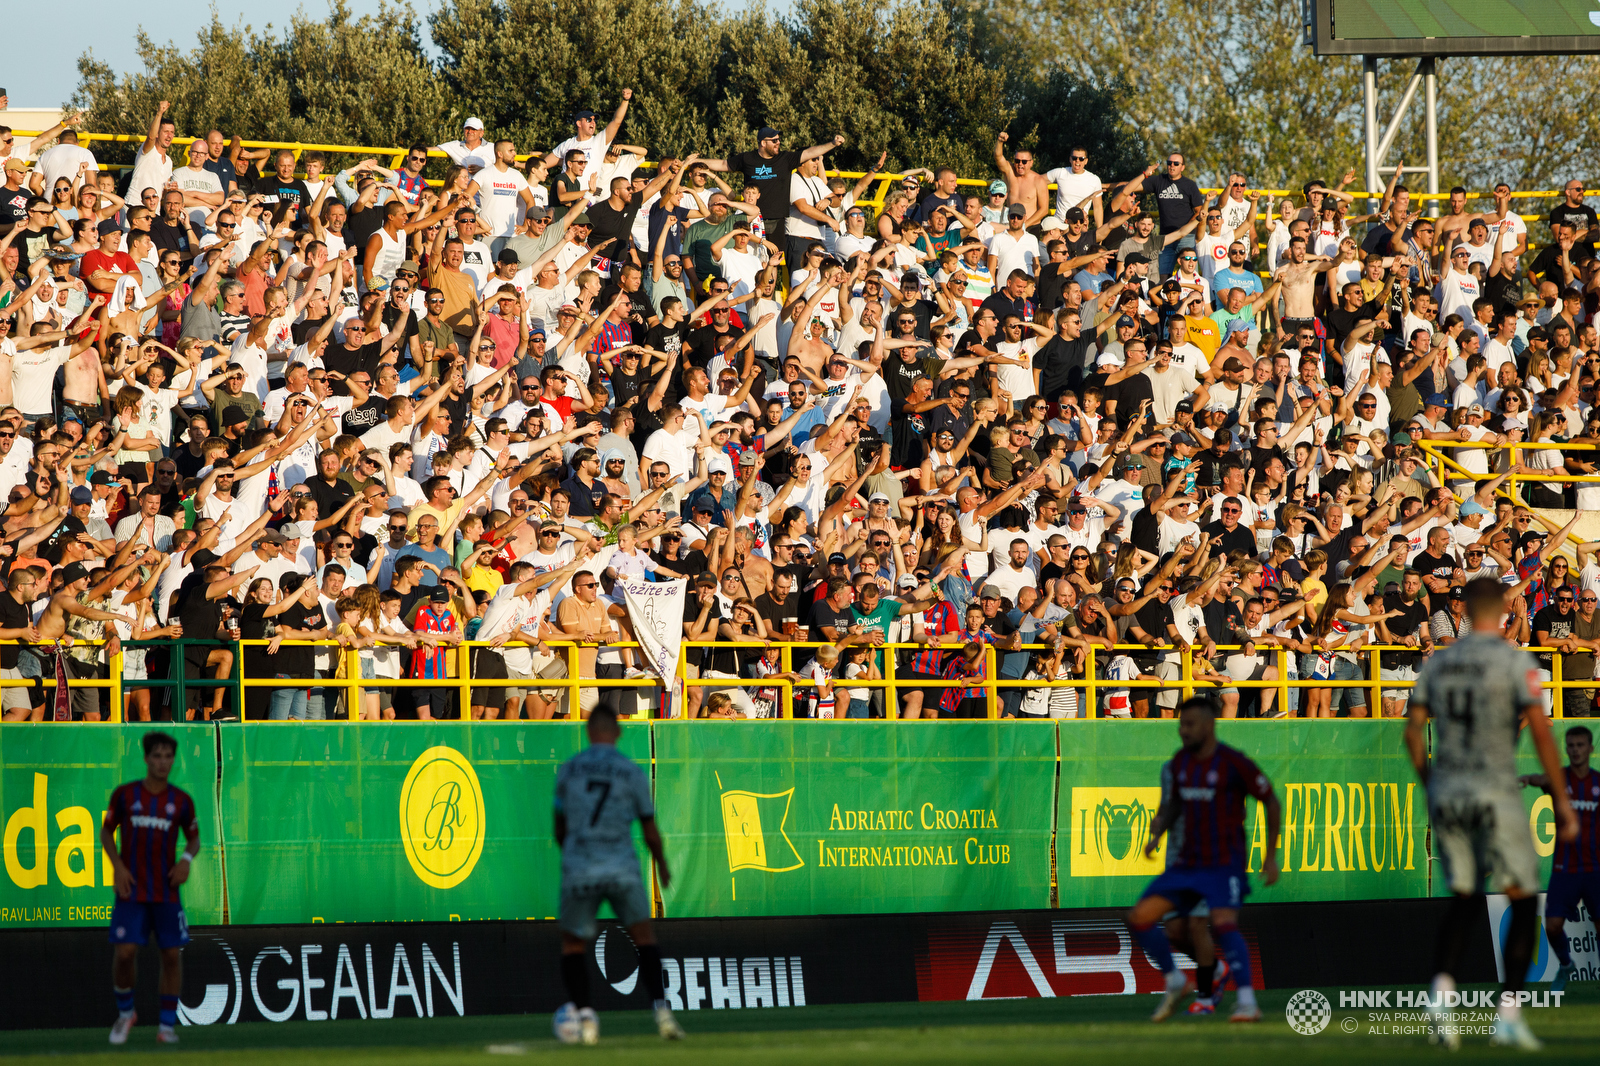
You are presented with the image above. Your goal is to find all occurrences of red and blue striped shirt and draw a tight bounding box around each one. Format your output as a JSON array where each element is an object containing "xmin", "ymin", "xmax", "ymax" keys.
[
  {"xmin": 1555, "ymin": 767, "xmax": 1600, "ymax": 873},
  {"xmin": 910, "ymin": 601, "xmax": 961, "ymax": 675},
  {"xmin": 106, "ymin": 782, "xmax": 197, "ymax": 904},
  {"xmin": 1166, "ymin": 743, "xmax": 1273, "ymax": 870},
  {"xmin": 409, "ymin": 605, "xmax": 458, "ymax": 679}
]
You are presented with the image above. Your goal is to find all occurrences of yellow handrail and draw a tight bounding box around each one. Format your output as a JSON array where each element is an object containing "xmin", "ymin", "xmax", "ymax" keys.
[
  {"xmin": 8, "ymin": 128, "xmax": 1570, "ymax": 220},
  {"xmin": 8, "ymin": 636, "xmax": 1585, "ymax": 723}
]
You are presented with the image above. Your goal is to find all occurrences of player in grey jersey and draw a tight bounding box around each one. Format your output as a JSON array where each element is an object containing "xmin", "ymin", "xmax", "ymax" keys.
[
  {"xmin": 553, "ymin": 706, "xmax": 684, "ymax": 1044},
  {"xmin": 1405, "ymin": 578, "xmax": 1578, "ymax": 1051}
]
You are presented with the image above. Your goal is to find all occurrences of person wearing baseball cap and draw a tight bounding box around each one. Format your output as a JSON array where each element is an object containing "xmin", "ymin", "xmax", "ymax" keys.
[
  {"xmin": 539, "ymin": 89, "xmax": 636, "ymax": 174},
  {"xmin": 701, "ymin": 124, "xmax": 844, "ymax": 257},
  {"xmin": 437, "ymin": 116, "xmax": 493, "ymax": 172}
]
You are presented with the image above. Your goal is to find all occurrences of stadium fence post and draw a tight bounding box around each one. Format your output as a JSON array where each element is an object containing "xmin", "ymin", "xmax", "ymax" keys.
[
  {"xmin": 780, "ymin": 644, "xmax": 793, "ymax": 719},
  {"xmin": 1085, "ymin": 645, "xmax": 1097, "ymax": 719},
  {"xmin": 1180, "ymin": 646, "xmax": 1193, "ymax": 702},
  {"xmin": 109, "ymin": 643, "xmax": 123, "ymax": 723},
  {"xmin": 1277, "ymin": 648, "xmax": 1290, "ymax": 718},
  {"xmin": 884, "ymin": 647, "xmax": 898, "ymax": 720},
  {"xmin": 346, "ymin": 647, "xmax": 361, "ymax": 722},
  {"xmin": 566, "ymin": 643, "xmax": 581, "ymax": 719},
  {"xmin": 233, "ymin": 637, "xmax": 244, "ymax": 719},
  {"xmin": 1369, "ymin": 646, "xmax": 1381, "ymax": 715},
  {"xmin": 174, "ymin": 639, "xmax": 188, "ymax": 720},
  {"xmin": 986, "ymin": 645, "xmax": 998, "ymax": 719},
  {"xmin": 1553, "ymin": 651, "xmax": 1564, "ymax": 718},
  {"xmin": 457, "ymin": 644, "xmax": 471, "ymax": 720}
]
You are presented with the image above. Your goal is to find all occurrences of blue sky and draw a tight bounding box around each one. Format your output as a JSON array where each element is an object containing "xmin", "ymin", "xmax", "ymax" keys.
[{"xmin": 11, "ymin": 0, "xmax": 789, "ymax": 109}]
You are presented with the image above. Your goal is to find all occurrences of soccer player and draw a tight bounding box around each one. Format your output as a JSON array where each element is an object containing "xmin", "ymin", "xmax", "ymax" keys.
[
  {"xmin": 100, "ymin": 731, "xmax": 201, "ymax": 1046},
  {"xmin": 553, "ymin": 706, "xmax": 684, "ymax": 1044},
  {"xmin": 1126, "ymin": 694, "xmax": 1280, "ymax": 1023},
  {"xmin": 1519, "ymin": 724, "xmax": 1598, "ymax": 993},
  {"xmin": 1406, "ymin": 578, "xmax": 1579, "ymax": 1051}
]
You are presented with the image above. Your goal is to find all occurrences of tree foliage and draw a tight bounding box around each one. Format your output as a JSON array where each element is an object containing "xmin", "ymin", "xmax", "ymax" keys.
[
  {"xmin": 959, "ymin": 0, "xmax": 1600, "ymax": 193},
  {"xmin": 69, "ymin": 0, "xmax": 1137, "ymax": 183},
  {"xmin": 72, "ymin": 1, "xmax": 449, "ymax": 164}
]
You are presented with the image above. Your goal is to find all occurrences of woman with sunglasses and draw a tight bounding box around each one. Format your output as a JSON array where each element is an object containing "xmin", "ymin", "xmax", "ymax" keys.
[{"xmin": 152, "ymin": 251, "xmax": 192, "ymax": 347}]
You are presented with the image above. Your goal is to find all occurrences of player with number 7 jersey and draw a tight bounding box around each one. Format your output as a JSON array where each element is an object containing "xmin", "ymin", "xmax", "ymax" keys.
[{"xmin": 551, "ymin": 707, "xmax": 683, "ymax": 1045}]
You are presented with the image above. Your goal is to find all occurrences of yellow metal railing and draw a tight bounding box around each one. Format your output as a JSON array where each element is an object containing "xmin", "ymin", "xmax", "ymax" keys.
[
  {"xmin": 5, "ymin": 637, "xmax": 1589, "ymax": 723},
  {"xmin": 10, "ymin": 128, "xmax": 1568, "ymax": 227},
  {"xmin": 1414, "ymin": 438, "xmax": 1600, "ymax": 511}
]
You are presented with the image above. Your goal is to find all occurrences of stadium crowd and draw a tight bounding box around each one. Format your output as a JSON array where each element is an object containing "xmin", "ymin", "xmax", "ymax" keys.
[{"xmin": 1, "ymin": 99, "xmax": 1599, "ymax": 722}]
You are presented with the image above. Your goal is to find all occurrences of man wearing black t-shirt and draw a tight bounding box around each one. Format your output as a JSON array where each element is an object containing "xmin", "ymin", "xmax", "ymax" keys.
[
  {"xmin": 1033, "ymin": 307, "xmax": 1095, "ymax": 399},
  {"xmin": 708, "ymin": 127, "xmax": 842, "ymax": 249},
  {"xmin": 1322, "ymin": 281, "xmax": 1383, "ymax": 352},
  {"xmin": 1201, "ymin": 496, "xmax": 1257, "ymax": 559},
  {"xmin": 1549, "ymin": 181, "xmax": 1598, "ymax": 256},
  {"xmin": 0, "ymin": 569, "xmax": 40, "ymax": 719},
  {"xmin": 1379, "ymin": 570, "xmax": 1431, "ymax": 717},
  {"xmin": 253, "ymin": 150, "xmax": 312, "ymax": 224},
  {"xmin": 1124, "ymin": 153, "xmax": 1204, "ymax": 278}
]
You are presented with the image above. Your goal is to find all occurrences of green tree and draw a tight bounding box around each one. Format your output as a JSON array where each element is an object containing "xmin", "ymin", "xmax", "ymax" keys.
[
  {"xmin": 428, "ymin": 0, "xmax": 725, "ymax": 158},
  {"xmin": 71, "ymin": 1, "xmax": 448, "ymax": 167}
]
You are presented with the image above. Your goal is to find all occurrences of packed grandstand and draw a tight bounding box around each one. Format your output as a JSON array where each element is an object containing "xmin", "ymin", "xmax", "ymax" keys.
[{"xmin": 0, "ymin": 100, "xmax": 1597, "ymax": 723}]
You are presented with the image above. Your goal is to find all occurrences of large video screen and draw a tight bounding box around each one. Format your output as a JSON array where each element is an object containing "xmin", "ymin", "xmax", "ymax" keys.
[{"xmin": 1312, "ymin": 0, "xmax": 1600, "ymax": 55}]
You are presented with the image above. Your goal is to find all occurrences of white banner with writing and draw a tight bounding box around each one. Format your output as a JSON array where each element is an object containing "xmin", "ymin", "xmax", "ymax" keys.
[{"xmin": 621, "ymin": 578, "xmax": 686, "ymax": 717}]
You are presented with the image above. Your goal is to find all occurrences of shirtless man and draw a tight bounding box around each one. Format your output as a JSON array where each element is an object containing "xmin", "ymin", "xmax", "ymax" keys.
[
  {"xmin": 62, "ymin": 324, "xmax": 113, "ymax": 425},
  {"xmin": 994, "ymin": 133, "xmax": 1051, "ymax": 228},
  {"xmin": 37, "ymin": 560, "xmax": 139, "ymax": 721},
  {"xmin": 1273, "ymin": 237, "xmax": 1337, "ymax": 333}
]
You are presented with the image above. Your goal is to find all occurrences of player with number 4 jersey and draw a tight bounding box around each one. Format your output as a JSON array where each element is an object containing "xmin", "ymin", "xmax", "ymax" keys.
[
  {"xmin": 1406, "ymin": 578, "xmax": 1579, "ymax": 1051},
  {"xmin": 551, "ymin": 706, "xmax": 683, "ymax": 1046}
]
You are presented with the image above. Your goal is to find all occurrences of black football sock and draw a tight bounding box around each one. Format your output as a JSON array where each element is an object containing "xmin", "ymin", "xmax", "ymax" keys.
[
  {"xmin": 561, "ymin": 952, "xmax": 591, "ymax": 1010},
  {"xmin": 1500, "ymin": 895, "xmax": 1539, "ymax": 998},
  {"xmin": 1432, "ymin": 893, "xmax": 1479, "ymax": 980},
  {"xmin": 639, "ymin": 944, "xmax": 665, "ymax": 1002},
  {"xmin": 1196, "ymin": 958, "xmax": 1214, "ymax": 1000}
]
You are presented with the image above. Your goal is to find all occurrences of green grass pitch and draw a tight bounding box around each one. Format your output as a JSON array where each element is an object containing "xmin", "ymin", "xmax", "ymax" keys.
[{"xmin": 7, "ymin": 986, "xmax": 1597, "ymax": 1064}]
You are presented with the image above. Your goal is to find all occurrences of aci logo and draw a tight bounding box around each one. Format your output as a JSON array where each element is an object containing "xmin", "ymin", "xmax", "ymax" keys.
[
  {"xmin": 400, "ymin": 747, "xmax": 485, "ymax": 889},
  {"xmin": 719, "ymin": 782, "xmax": 804, "ymax": 874},
  {"xmin": 1068, "ymin": 788, "xmax": 1165, "ymax": 877}
]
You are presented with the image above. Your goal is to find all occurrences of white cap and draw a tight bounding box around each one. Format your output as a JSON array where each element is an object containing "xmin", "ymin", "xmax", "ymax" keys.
[
  {"xmin": 463, "ymin": 117, "xmax": 485, "ymax": 130},
  {"xmin": 1097, "ymin": 352, "xmax": 1124, "ymax": 367}
]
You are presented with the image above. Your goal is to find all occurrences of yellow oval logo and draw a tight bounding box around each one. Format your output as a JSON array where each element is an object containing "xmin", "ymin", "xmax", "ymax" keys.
[{"xmin": 399, "ymin": 746, "xmax": 486, "ymax": 889}]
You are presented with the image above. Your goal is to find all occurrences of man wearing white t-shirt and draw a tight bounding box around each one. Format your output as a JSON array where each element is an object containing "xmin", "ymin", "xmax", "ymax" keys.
[
  {"xmin": 541, "ymin": 92, "xmax": 632, "ymax": 170},
  {"xmin": 987, "ymin": 205, "xmax": 1041, "ymax": 281},
  {"xmin": 1046, "ymin": 148, "xmax": 1102, "ymax": 227},
  {"xmin": 476, "ymin": 141, "xmax": 539, "ymax": 257},
  {"xmin": 1432, "ymin": 247, "xmax": 1482, "ymax": 323},
  {"xmin": 437, "ymin": 117, "xmax": 494, "ymax": 173},
  {"xmin": 787, "ymin": 157, "xmax": 835, "ymax": 271},
  {"xmin": 172, "ymin": 141, "xmax": 224, "ymax": 230}
]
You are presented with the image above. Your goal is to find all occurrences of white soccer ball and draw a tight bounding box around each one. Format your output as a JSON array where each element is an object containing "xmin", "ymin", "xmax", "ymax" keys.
[{"xmin": 553, "ymin": 1002, "xmax": 582, "ymax": 1044}]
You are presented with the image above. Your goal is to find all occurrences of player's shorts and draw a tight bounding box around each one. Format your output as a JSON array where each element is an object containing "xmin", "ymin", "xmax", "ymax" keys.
[
  {"xmin": 1545, "ymin": 870, "xmax": 1600, "ymax": 922},
  {"xmin": 1141, "ymin": 866, "xmax": 1249, "ymax": 912},
  {"xmin": 109, "ymin": 899, "xmax": 190, "ymax": 949},
  {"xmin": 558, "ymin": 875, "xmax": 651, "ymax": 941},
  {"xmin": 1430, "ymin": 792, "xmax": 1541, "ymax": 896},
  {"xmin": 1160, "ymin": 896, "xmax": 1211, "ymax": 922}
]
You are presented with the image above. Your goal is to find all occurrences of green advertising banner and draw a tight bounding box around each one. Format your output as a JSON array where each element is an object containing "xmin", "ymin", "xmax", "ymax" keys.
[
  {"xmin": 1, "ymin": 725, "xmax": 222, "ymax": 927},
  {"xmin": 1056, "ymin": 721, "xmax": 1426, "ymax": 908},
  {"xmin": 219, "ymin": 723, "xmax": 649, "ymax": 924},
  {"xmin": 653, "ymin": 721, "xmax": 1056, "ymax": 918}
]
